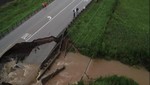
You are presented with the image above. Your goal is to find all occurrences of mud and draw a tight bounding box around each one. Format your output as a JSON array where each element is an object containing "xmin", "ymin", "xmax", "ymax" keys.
[{"xmin": 45, "ymin": 52, "xmax": 149, "ymax": 85}]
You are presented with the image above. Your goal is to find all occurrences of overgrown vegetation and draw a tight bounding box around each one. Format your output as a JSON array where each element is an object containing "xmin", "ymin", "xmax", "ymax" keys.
[
  {"xmin": 76, "ymin": 75, "xmax": 138, "ymax": 85},
  {"xmin": 68, "ymin": 0, "xmax": 150, "ymax": 71},
  {"xmin": 0, "ymin": 0, "xmax": 52, "ymax": 36}
]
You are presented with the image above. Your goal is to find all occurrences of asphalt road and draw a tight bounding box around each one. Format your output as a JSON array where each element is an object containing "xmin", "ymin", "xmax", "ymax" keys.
[{"xmin": 0, "ymin": 0, "xmax": 92, "ymax": 64}]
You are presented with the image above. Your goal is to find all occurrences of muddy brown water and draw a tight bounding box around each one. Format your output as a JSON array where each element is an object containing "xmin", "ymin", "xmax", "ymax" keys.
[
  {"xmin": 0, "ymin": 61, "xmax": 39, "ymax": 85},
  {"xmin": 45, "ymin": 52, "xmax": 90, "ymax": 85},
  {"xmin": 84, "ymin": 59, "xmax": 150, "ymax": 85},
  {"xmin": 9, "ymin": 64, "xmax": 39, "ymax": 85},
  {"xmin": 46, "ymin": 52, "xmax": 149, "ymax": 85},
  {"xmin": 1, "ymin": 52, "xmax": 149, "ymax": 85}
]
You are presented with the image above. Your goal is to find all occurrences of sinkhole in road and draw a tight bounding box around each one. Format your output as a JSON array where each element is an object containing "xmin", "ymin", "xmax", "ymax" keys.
[
  {"xmin": 0, "ymin": 36, "xmax": 58, "ymax": 64},
  {"xmin": 0, "ymin": 36, "xmax": 59, "ymax": 84}
]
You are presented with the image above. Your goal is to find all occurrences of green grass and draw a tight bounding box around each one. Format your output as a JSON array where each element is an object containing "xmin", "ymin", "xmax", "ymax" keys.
[
  {"xmin": 0, "ymin": 0, "xmax": 52, "ymax": 36},
  {"xmin": 68, "ymin": 0, "xmax": 117, "ymax": 56},
  {"xmin": 102, "ymin": 0, "xmax": 150, "ymax": 70},
  {"xmin": 76, "ymin": 75, "xmax": 138, "ymax": 85},
  {"xmin": 68, "ymin": 0, "xmax": 150, "ymax": 71}
]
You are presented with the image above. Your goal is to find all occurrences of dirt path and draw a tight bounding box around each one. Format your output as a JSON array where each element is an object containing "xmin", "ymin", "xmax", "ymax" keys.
[{"xmin": 46, "ymin": 52, "xmax": 150, "ymax": 85}]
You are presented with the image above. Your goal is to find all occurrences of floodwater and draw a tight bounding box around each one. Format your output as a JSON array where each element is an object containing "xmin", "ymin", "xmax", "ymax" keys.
[
  {"xmin": 9, "ymin": 64, "xmax": 39, "ymax": 85},
  {"xmin": 1, "ymin": 52, "xmax": 149, "ymax": 85},
  {"xmin": 84, "ymin": 59, "xmax": 150, "ymax": 85},
  {"xmin": 46, "ymin": 52, "xmax": 149, "ymax": 85},
  {"xmin": 45, "ymin": 52, "xmax": 90, "ymax": 85},
  {"xmin": 0, "ymin": 61, "xmax": 39, "ymax": 85}
]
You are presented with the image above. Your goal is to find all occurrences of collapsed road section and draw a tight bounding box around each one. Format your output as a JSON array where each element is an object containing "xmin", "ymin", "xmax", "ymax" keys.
[
  {"xmin": 0, "ymin": 33, "xmax": 65, "ymax": 85},
  {"xmin": 0, "ymin": 0, "xmax": 93, "ymax": 84},
  {"xmin": 0, "ymin": 0, "xmax": 93, "ymax": 66},
  {"xmin": 0, "ymin": 26, "xmax": 68, "ymax": 84},
  {"xmin": 0, "ymin": 36, "xmax": 58, "ymax": 64}
]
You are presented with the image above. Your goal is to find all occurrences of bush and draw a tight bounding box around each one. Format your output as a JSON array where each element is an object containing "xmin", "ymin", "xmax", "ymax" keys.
[{"xmin": 76, "ymin": 75, "xmax": 138, "ymax": 85}]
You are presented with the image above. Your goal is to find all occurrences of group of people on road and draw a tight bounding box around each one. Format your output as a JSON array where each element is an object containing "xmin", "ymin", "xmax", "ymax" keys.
[
  {"xmin": 72, "ymin": 0, "xmax": 99, "ymax": 18},
  {"xmin": 42, "ymin": 0, "xmax": 99, "ymax": 18},
  {"xmin": 73, "ymin": 8, "xmax": 79, "ymax": 18}
]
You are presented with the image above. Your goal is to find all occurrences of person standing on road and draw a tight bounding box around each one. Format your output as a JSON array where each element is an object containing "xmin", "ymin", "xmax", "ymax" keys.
[
  {"xmin": 73, "ymin": 8, "xmax": 79, "ymax": 18},
  {"xmin": 73, "ymin": 10, "xmax": 76, "ymax": 18},
  {"xmin": 76, "ymin": 8, "xmax": 79, "ymax": 15}
]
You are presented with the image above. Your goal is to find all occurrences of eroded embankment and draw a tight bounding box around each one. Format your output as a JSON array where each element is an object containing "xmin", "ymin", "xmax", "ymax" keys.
[
  {"xmin": 0, "ymin": 36, "xmax": 58, "ymax": 64},
  {"xmin": 0, "ymin": 36, "xmax": 59, "ymax": 84}
]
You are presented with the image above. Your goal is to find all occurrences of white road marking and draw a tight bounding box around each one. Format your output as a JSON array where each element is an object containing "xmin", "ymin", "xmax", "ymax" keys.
[
  {"xmin": 84, "ymin": 0, "xmax": 89, "ymax": 2},
  {"xmin": 83, "ymin": 6, "xmax": 86, "ymax": 9},
  {"xmin": 21, "ymin": 33, "xmax": 32, "ymax": 41},
  {"xmin": 25, "ymin": 0, "xmax": 76, "ymax": 41},
  {"xmin": 72, "ymin": 0, "xmax": 84, "ymax": 11},
  {"xmin": 47, "ymin": 16, "xmax": 52, "ymax": 20}
]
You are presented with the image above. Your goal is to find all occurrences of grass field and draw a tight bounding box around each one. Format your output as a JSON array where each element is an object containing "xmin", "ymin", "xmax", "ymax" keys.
[
  {"xmin": 102, "ymin": 0, "xmax": 149, "ymax": 69},
  {"xmin": 68, "ymin": 0, "xmax": 118, "ymax": 56},
  {"xmin": 68, "ymin": 0, "xmax": 150, "ymax": 71},
  {"xmin": 77, "ymin": 75, "xmax": 138, "ymax": 85},
  {"xmin": 0, "ymin": 0, "xmax": 52, "ymax": 36}
]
